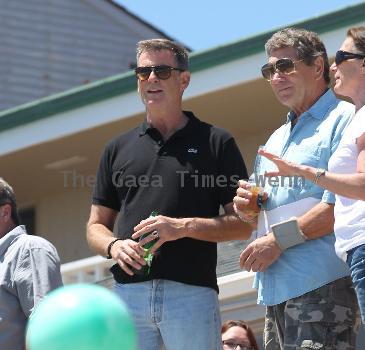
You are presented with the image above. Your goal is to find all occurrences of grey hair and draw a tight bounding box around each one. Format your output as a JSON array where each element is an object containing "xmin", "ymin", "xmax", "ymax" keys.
[
  {"xmin": 0, "ymin": 178, "xmax": 19, "ymax": 225},
  {"xmin": 136, "ymin": 39, "xmax": 189, "ymax": 70},
  {"xmin": 265, "ymin": 27, "xmax": 330, "ymax": 84}
]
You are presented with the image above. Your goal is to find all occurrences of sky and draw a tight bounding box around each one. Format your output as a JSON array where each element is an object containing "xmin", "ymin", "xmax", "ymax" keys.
[{"xmin": 114, "ymin": 0, "xmax": 364, "ymax": 51}]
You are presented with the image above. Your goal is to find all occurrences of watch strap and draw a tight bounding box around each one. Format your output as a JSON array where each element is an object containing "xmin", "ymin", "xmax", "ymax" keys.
[{"xmin": 314, "ymin": 168, "xmax": 326, "ymax": 185}]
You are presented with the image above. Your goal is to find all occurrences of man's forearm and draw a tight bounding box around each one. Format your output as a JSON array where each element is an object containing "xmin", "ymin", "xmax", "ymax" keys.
[
  {"xmin": 87, "ymin": 223, "xmax": 116, "ymax": 257},
  {"xmin": 184, "ymin": 214, "xmax": 253, "ymax": 242},
  {"xmin": 297, "ymin": 202, "xmax": 334, "ymax": 240}
]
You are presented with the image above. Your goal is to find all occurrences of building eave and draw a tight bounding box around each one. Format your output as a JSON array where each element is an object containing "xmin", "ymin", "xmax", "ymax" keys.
[{"xmin": 1, "ymin": 2, "xmax": 364, "ymax": 133}]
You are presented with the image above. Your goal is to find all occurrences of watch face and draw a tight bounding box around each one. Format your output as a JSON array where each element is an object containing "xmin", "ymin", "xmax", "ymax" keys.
[{"xmin": 314, "ymin": 168, "xmax": 325, "ymax": 184}]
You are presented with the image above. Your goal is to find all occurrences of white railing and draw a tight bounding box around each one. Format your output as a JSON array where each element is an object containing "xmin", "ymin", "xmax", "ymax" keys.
[
  {"xmin": 61, "ymin": 255, "xmax": 255, "ymax": 300},
  {"xmin": 61, "ymin": 255, "xmax": 114, "ymax": 284},
  {"xmin": 61, "ymin": 255, "xmax": 255, "ymax": 292}
]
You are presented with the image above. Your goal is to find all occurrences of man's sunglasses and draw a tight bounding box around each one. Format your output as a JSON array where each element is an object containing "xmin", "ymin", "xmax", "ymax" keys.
[
  {"xmin": 134, "ymin": 65, "xmax": 185, "ymax": 81},
  {"xmin": 261, "ymin": 58, "xmax": 303, "ymax": 81},
  {"xmin": 335, "ymin": 50, "xmax": 365, "ymax": 66}
]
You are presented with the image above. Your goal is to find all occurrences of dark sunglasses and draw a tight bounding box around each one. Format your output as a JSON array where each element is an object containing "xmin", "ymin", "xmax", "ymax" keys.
[
  {"xmin": 335, "ymin": 50, "xmax": 365, "ymax": 66},
  {"xmin": 134, "ymin": 65, "xmax": 185, "ymax": 81},
  {"xmin": 261, "ymin": 58, "xmax": 303, "ymax": 81}
]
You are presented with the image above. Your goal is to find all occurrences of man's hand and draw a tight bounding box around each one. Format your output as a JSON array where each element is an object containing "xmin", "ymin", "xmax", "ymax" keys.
[
  {"xmin": 110, "ymin": 239, "xmax": 147, "ymax": 276},
  {"xmin": 233, "ymin": 180, "xmax": 254, "ymax": 210},
  {"xmin": 132, "ymin": 215, "xmax": 185, "ymax": 254},
  {"xmin": 239, "ymin": 233, "xmax": 282, "ymax": 272},
  {"xmin": 233, "ymin": 180, "xmax": 261, "ymax": 225}
]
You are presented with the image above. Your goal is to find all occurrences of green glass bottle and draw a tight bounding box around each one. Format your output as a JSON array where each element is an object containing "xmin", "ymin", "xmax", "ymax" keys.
[{"xmin": 135, "ymin": 211, "xmax": 158, "ymax": 276}]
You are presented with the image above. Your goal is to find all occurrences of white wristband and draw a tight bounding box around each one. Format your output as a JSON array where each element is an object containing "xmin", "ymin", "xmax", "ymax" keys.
[{"xmin": 271, "ymin": 217, "xmax": 306, "ymax": 250}]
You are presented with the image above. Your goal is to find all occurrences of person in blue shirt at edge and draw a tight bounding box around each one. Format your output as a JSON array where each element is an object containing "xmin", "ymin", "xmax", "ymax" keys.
[
  {"xmin": 0, "ymin": 178, "xmax": 63, "ymax": 350},
  {"xmin": 233, "ymin": 28, "xmax": 360, "ymax": 350}
]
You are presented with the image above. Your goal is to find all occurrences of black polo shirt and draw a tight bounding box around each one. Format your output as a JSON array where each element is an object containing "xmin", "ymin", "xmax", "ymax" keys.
[{"xmin": 93, "ymin": 111, "xmax": 248, "ymax": 292}]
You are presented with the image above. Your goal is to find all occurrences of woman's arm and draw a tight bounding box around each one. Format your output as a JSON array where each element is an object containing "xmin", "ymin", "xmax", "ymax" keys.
[{"xmin": 259, "ymin": 136, "xmax": 365, "ymax": 200}]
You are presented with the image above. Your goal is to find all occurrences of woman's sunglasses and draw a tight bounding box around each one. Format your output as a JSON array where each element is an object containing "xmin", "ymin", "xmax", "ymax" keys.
[
  {"xmin": 261, "ymin": 58, "xmax": 303, "ymax": 81},
  {"xmin": 134, "ymin": 65, "xmax": 185, "ymax": 81},
  {"xmin": 335, "ymin": 50, "xmax": 365, "ymax": 66}
]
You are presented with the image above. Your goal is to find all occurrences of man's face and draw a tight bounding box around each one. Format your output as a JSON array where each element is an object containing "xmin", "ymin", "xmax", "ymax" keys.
[
  {"xmin": 136, "ymin": 49, "xmax": 190, "ymax": 110},
  {"xmin": 267, "ymin": 47, "xmax": 319, "ymax": 112}
]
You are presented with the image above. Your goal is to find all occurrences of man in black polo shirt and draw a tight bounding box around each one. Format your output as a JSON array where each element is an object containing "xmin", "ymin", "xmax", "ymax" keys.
[{"xmin": 87, "ymin": 39, "xmax": 251, "ymax": 350}]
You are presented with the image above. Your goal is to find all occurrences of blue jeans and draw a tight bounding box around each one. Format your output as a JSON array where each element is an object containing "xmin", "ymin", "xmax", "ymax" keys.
[
  {"xmin": 347, "ymin": 244, "xmax": 365, "ymax": 324},
  {"xmin": 114, "ymin": 279, "xmax": 222, "ymax": 350}
]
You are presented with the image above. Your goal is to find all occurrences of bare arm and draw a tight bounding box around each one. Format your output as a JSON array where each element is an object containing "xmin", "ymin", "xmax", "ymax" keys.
[
  {"xmin": 132, "ymin": 202, "xmax": 253, "ymax": 254},
  {"xmin": 259, "ymin": 140, "xmax": 365, "ymax": 200},
  {"xmin": 86, "ymin": 204, "xmax": 147, "ymax": 276},
  {"xmin": 240, "ymin": 201, "xmax": 335, "ymax": 272},
  {"xmin": 297, "ymin": 201, "xmax": 334, "ymax": 239},
  {"xmin": 307, "ymin": 133, "xmax": 365, "ymax": 200},
  {"xmin": 184, "ymin": 203, "xmax": 253, "ymax": 241},
  {"xmin": 86, "ymin": 204, "xmax": 118, "ymax": 257},
  {"xmin": 313, "ymin": 172, "xmax": 365, "ymax": 200}
]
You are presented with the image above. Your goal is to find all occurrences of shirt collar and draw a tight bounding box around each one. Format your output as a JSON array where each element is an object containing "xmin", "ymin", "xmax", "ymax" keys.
[
  {"xmin": 138, "ymin": 111, "xmax": 200, "ymax": 138},
  {"xmin": 0, "ymin": 225, "xmax": 26, "ymax": 257},
  {"xmin": 286, "ymin": 88, "xmax": 335, "ymax": 123}
]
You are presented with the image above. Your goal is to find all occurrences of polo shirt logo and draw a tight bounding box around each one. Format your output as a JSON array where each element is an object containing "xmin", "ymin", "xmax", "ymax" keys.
[{"xmin": 187, "ymin": 148, "xmax": 198, "ymax": 154}]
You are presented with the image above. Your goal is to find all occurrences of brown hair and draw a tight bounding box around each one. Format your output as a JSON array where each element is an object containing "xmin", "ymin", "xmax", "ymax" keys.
[
  {"xmin": 347, "ymin": 27, "xmax": 365, "ymax": 54},
  {"xmin": 221, "ymin": 320, "xmax": 259, "ymax": 350},
  {"xmin": 136, "ymin": 39, "xmax": 189, "ymax": 70},
  {"xmin": 265, "ymin": 27, "xmax": 330, "ymax": 84},
  {"xmin": 0, "ymin": 178, "xmax": 20, "ymax": 225}
]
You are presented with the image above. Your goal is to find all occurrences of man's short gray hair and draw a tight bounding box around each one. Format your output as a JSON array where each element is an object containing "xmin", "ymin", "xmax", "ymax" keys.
[
  {"xmin": 0, "ymin": 178, "xmax": 19, "ymax": 225},
  {"xmin": 136, "ymin": 39, "xmax": 189, "ymax": 70},
  {"xmin": 265, "ymin": 27, "xmax": 330, "ymax": 84}
]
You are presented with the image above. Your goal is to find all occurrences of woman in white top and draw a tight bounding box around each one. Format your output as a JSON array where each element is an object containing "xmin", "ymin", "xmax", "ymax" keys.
[{"xmin": 258, "ymin": 26, "xmax": 365, "ymax": 322}]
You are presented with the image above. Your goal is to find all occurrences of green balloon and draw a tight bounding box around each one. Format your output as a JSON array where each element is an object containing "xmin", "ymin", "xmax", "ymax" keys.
[{"xmin": 26, "ymin": 284, "xmax": 136, "ymax": 350}]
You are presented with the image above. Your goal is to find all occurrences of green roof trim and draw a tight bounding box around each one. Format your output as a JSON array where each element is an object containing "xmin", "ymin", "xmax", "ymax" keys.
[
  {"xmin": 189, "ymin": 2, "xmax": 365, "ymax": 71},
  {"xmin": 0, "ymin": 73, "xmax": 137, "ymax": 132},
  {"xmin": 1, "ymin": 2, "xmax": 365, "ymax": 132}
]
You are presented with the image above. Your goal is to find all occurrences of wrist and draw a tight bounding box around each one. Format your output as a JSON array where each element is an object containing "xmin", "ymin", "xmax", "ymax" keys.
[
  {"xmin": 183, "ymin": 217, "xmax": 196, "ymax": 239},
  {"xmin": 267, "ymin": 232, "xmax": 281, "ymax": 249},
  {"xmin": 313, "ymin": 168, "xmax": 326, "ymax": 185},
  {"xmin": 106, "ymin": 238, "xmax": 122, "ymax": 259},
  {"xmin": 298, "ymin": 165, "xmax": 314, "ymax": 179},
  {"xmin": 236, "ymin": 210, "xmax": 258, "ymax": 224}
]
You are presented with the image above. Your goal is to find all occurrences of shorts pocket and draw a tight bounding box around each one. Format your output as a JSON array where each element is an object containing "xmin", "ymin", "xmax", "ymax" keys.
[{"xmin": 296, "ymin": 303, "xmax": 357, "ymax": 349}]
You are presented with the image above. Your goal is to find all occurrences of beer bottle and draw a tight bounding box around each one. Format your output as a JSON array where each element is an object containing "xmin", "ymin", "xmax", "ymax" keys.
[{"xmin": 134, "ymin": 211, "xmax": 158, "ymax": 275}]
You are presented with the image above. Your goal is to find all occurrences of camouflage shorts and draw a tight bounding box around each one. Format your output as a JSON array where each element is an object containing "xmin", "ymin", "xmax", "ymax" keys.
[{"xmin": 264, "ymin": 276, "xmax": 360, "ymax": 350}]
